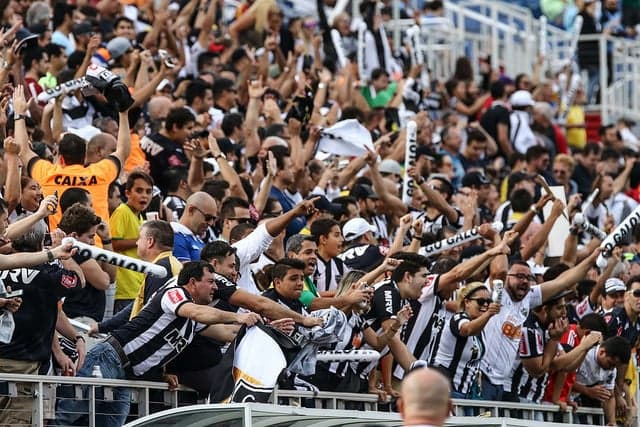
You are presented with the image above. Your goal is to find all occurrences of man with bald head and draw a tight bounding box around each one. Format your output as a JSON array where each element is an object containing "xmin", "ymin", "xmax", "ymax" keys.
[
  {"xmin": 399, "ymin": 368, "xmax": 452, "ymax": 427},
  {"xmin": 148, "ymin": 95, "xmax": 173, "ymax": 122},
  {"xmin": 172, "ymin": 191, "xmax": 218, "ymax": 262},
  {"xmin": 86, "ymin": 133, "xmax": 117, "ymax": 165}
]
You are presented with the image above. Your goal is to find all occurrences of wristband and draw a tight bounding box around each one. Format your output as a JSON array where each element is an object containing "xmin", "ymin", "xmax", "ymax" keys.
[
  {"xmin": 101, "ymin": 239, "xmax": 112, "ymax": 245},
  {"xmin": 14, "ymin": 114, "xmax": 28, "ymax": 121},
  {"xmin": 412, "ymin": 235, "xmax": 423, "ymax": 240},
  {"xmin": 529, "ymin": 205, "xmax": 538, "ymax": 214},
  {"xmin": 46, "ymin": 249, "xmax": 54, "ymax": 262}
]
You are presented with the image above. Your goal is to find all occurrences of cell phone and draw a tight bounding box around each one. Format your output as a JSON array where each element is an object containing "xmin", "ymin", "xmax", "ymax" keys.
[
  {"xmin": 47, "ymin": 190, "xmax": 58, "ymax": 214},
  {"xmin": 0, "ymin": 290, "xmax": 23, "ymax": 299}
]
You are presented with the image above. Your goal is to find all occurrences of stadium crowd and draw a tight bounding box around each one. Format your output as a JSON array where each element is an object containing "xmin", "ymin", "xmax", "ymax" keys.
[{"xmin": 0, "ymin": 0, "xmax": 640, "ymax": 425}]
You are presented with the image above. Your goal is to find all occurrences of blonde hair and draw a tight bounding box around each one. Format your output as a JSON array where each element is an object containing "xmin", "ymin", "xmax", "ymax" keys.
[
  {"xmin": 250, "ymin": 0, "xmax": 279, "ymax": 33},
  {"xmin": 457, "ymin": 282, "xmax": 489, "ymax": 310},
  {"xmin": 554, "ymin": 154, "xmax": 575, "ymax": 173},
  {"xmin": 336, "ymin": 270, "xmax": 366, "ymax": 297}
]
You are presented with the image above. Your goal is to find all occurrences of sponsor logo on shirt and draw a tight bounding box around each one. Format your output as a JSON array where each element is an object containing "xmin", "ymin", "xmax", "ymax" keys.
[
  {"xmin": 60, "ymin": 274, "xmax": 78, "ymax": 289},
  {"xmin": 502, "ymin": 321, "xmax": 522, "ymax": 340},
  {"xmin": 54, "ymin": 175, "xmax": 98, "ymax": 186},
  {"xmin": 384, "ymin": 290, "xmax": 394, "ymax": 314},
  {"xmin": 167, "ymin": 289, "xmax": 184, "ymax": 304}
]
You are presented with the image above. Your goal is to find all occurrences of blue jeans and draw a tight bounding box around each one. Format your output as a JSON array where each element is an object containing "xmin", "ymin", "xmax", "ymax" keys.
[
  {"xmin": 479, "ymin": 373, "xmax": 503, "ymax": 401},
  {"xmin": 451, "ymin": 390, "xmax": 476, "ymax": 416},
  {"xmin": 55, "ymin": 342, "xmax": 131, "ymax": 427}
]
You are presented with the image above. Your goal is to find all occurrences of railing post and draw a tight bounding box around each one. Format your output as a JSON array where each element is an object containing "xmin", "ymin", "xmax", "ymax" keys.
[
  {"xmin": 32, "ymin": 380, "xmax": 43, "ymax": 427},
  {"xmin": 88, "ymin": 385, "xmax": 96, "ymax": 427},
  {"xmin": 599, "ymin": 34, "xmax": 609, "ymax": 123}
]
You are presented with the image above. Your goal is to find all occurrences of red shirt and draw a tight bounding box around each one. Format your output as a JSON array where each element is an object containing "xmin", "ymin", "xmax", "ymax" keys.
[{"xmin": 543, "ymin": 324, "xmax": 580, "ymax": 403}]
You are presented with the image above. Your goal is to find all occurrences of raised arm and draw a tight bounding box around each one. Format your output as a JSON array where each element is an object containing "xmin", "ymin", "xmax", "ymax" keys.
[
  {"xmin": 112, "ymin": 111, "xmax": 131, "ymax": 166},
  {"xmin": 521, "ymin": 199, "xmax": 564, "ymax": 260},
  {"xmin": 540, "ymin": 249, "xmax": 600, "ymax": 303},
  {"xmin": 208, "ymin": 136, "xmax": 248, "ymax": 200},
  {"xmin": 244, "ymin": 79, "xmax": 265, "ymax": 158},
  {"xmin": 3, "ymin": 137, "xmax": 21, "ymax": 214},
  {"xmin": 264, "ymin": 198, "xmax": 316, "ymax": 237},
  {"xmin": 12, "ymin": 86, "xmax": 38, "ymax": 166}
]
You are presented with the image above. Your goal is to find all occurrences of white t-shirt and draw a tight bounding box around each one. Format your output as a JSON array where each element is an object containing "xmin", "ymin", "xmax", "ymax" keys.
[
  {"xmin": 479, "ymin": 284, "xmax": 543, "ymax": 386},
  {"xmin": 576, "ymin": 345, "xmax": 616, "ymax": 390}
]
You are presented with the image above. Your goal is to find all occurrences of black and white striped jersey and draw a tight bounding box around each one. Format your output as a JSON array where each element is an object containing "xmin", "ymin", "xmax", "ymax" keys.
[
  {"xmin": 313, "ymin": 254, "xmax": 348, "ymax": 293},
  {"xmin": 393, "ymin": 273, "xmax": 445, "ymax": 380},
  {"xmin": 506, "ymin": 312, "xmax": 559, "ymax": 403},
  {"xmin": 111, "ymin": 278, "xmax": 207, "ymax": 377},
  {"xmin": 351, "ymin": 279, "xmax": 403, "ymax": 379},
  {"xmin": 325, "ymin": 312, "xmax": 368, "ymax": 377},
  {"xmin": 433, "ymin": 312, "xmax": 485, "ymax": 395}
]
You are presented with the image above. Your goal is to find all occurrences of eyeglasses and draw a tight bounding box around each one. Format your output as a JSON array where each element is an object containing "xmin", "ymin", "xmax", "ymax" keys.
[
  {"xmin": 468, "ymin": 298, "xmax": 492, "ymax": 306},
  {"xmin": 508, "ymin": 273, "xmax": 536, "ymax": 282},
  {"xmin": 631, "ymin": 289, "xmax": 640, "ymax": 298},
  {"xmin": 229, "ymin": 217, "xmax": 256, "ymax": 225},
  {"xmin": 193, "ymin": 206, "xmax": 217, "ymax": 222}
]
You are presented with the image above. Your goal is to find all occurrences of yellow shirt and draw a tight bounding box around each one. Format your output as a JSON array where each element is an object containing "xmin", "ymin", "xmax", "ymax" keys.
[
  {"xmin": 130, "ymin": 251, "xmax": 183, "ymax": 318},
  {"xmin": 29, "ymin": 157, "xmax": 120, "ymax": 233},
  {"xmin": 566, "ymin": 106, "xmax": 586, "ymax": 150},
  {"xmin": 109, "ymin": 203, "xmax": 144, "ymax": 300}
]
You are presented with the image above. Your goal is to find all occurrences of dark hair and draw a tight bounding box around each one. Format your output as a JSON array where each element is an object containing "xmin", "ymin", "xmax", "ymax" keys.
[
  {"xmin": 453, "ymin": 56, "xmax": 473, "ymax": 81},
  {"xmin": 525, "ymin": 145, "xmax": 549, "ymax": 163},
  {"xmin": 542, "ymin": 263, "xmax": 570, "ymax": 281},
  {"xmin": 220, "ymin": 197, "xmax": 250, "ymax": 222},
  {"xmin": 141, "ymin": 220, "xmax": 174, "ymax": 250},
  {"xmin": 390, "ymin": 252, "xmax": 428, "ymax": 283},
  {"xmin": 164, "ymin": 167, "xmax": 188, "ymax": 193},
  {"xmin": 268, "ymin": 145, "xmax": 290, "ymax": 170},
  {"xmin": 165, "ymin": 108, "xmax": 196, "ymax": 132},
  {"xmin": 263, "ymin": 123, "xmax": 287, "ymax": 138},
  {"xmin": 58, "ymin": 133, "xmax": 87, "ymax": 165},
  {"xmin": 113, "ymin": 15, "xmax": 134, "ymax": 29},
  {"xmin": 514, "ymin": 73, "xmax": 528, "ymax": 89},
  {"xmin": 60, "ymin": 187, "xmax": 91, "ymax": 213},
  {"xmin": 583, "ymin": 142, "xmax": 602, "ymax": 158},
  {"xmin": 601, "ymin": 336, "xmax": 631, "ymax": 364},
  {"xmin": 126, "ymin": 170, "xmax": 154, "ymax": 191},
  {"xmin": 108, "ymin": 182, "xmax": 121, "ymax": 199},
  {"xmin": 510, "ymin": 188, "xmax": 533, "ymax": 212},
  {"xmin": 579, "ymin": 313, "xmax": 607, "ymax": 333},
  {"xmin": 201, "ymin": 179, "xmax": 230, "ymax": 202},
  {"xmin": 370, "ymin": 68, "xmax": 389, "ymax": 81},
  {"xmin": 490, "ymin": 80, "xmax": 505, "ymax": 99},
  {"xmin": 177, "ymin": 261, "xmax": 215, "ymax": 286},
  {"xmin": 44, "ymin": 43, "xmax": 65, "ymax": 58},
  {"xmin": 467, "ymin": 129, "xmax": 487, "ymax": 144},
  {"xmin": 230, "ymin": 222, "xmax": 256, "ymax": 243},
  {"xmin": 430, "ymin": 257, "xmax": 458, "ymax": 274},
  {"xmin": 577, "ymin": 279, "xmax": 596, "ymax": 299},
  {"xmin": 200, "ymin": 240, "xmax": 236, "ymax": 263},
  {"xmin": 626, "ymin": 275, "xmax": 640, "ymax": 289},
  {"xmin": 599, "ymin": 124, "xmax": 616, "ymax": 136},
  {"xmin": 310, "ymin": 218, "xmax": 339, "ymax": 240},
  {"xmin": 212, "ymin": 78, "xmax": 235, "ymax": 98},
  {"xmin": 53, "ymin": 2, "xmax": 75, "ymax": 30},
  {"xmin": 185, "ymin": 79, "xmax": 211, "ymax": 106},
  {"xmin": 197, "ymin": 51, "xmax": 218, "ymax": 71},
  {"xmin": 58, "ymin": 203, "xmax": 101, "ymax": 235},
  {"xmin": 230, "ymin": 47, "xmax": 248, "ymax": 65},
  {"xmin": 270, "ymin": 258, "xmax": 306, "ymax": 281},
  {"xmin": 221, "ymin": 113, "xmax": 243, "ymax": 137}
]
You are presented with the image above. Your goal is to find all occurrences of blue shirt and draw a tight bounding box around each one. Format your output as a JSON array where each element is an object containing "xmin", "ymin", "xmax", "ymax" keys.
[
  {"xmin": 270, "ymin": 186, "xmax": 305, "ymax": 237},
  {"xmin": 171, "ymin": 222, "xmax": 204, "ymax": 262}
]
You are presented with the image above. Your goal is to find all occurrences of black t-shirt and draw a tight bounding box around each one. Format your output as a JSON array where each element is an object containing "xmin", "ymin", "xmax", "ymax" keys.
[
  {"xmin": 62, "ymin": 252, "xmax": 105, "ymax": 322},
  {"xmin": 262, "ymin": 288, "xmax": 306, "ymax": 315},
  {"xmin": 480, "ymin": 102, "xmax": 510, "ymax": 157},
  {"xmin": 167, "ymin": 273, "xmax": 239, "ymax": 373},
  {"xmin": 365, "ymin": 279, "xmax": 403, "ymax": 333},
  {"xmin": 0, "ymin": 263, "xmax": 81, "ymax": 362},
  {"xmin": 338, "ymin": 244, "xmax": 386, "ymax": 273},
  {"xmin": 143, "ymin": 256, "xmax": 175, "ymax": 304},
  {"xmin": 140, "ymin": 133, "xmax": 188, "ymax": 193},
  {"xmin": 606, "ymin": 306, "xmax": 640, "ymax": 347}
]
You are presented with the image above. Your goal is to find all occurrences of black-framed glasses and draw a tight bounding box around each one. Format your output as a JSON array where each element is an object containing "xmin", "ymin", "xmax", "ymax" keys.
[
  {"xmin": 468, "ymin": 298, "xmax": 492, "ymax": 306},
  {"xmin": 229, "ymin": 217, "xmax": 256, "ymax": 225},
  {"xmin": 631, "ymin": 289, "xmax": 640, "ymax": 298},
  {"xmin": 508, "ymin": 273, "xmax": 536, "ymax": 282},
  {"xmin": 193, "ymin": 206, "xmax": 217, "ymax": 222}
]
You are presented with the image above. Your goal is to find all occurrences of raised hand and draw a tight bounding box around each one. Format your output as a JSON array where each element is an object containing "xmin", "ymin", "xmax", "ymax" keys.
[
  {"xmin": 396, "ymin": 304, "xmax": 414, "ymax": 324},
  {"xmin": 248, "ymin": 78, "xmax": 266, "ymax": 99},
  {"xmin": 293, "ymin": 197, "xmax": 319, "ymax": 217},
  {"xmin": 184, "ymin": 138, "xmax": 208, "ymax": 159},
  {"xmin": 548, "ymin": 317, "xmax": 569, "ymax": 340},
  {"xmin": 12, "ymin": 84, "xmax": 27, "ymax": 115}
]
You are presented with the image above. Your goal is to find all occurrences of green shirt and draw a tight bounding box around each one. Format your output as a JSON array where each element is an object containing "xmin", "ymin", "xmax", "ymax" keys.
[
  {"xmin": 299, "ymin": 276, "xmax": 319, "ymax": 309},
  {"xmin": 361, "ymin": 81, "xmax": 397, "ymax": 108}
]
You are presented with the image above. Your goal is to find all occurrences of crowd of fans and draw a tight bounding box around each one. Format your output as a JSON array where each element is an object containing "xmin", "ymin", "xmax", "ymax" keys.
[{"xmin": 0, "ymin": 0, "xmax": 639, "ymax": 425}]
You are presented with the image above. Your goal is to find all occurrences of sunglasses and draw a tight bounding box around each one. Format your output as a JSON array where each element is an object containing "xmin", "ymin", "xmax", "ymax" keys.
[
  {"xmin": 468, "ymin": 297, "xmax": 492, "ymax": 306},
  {"xmin": 229, "ymin": 217, "xmax": 256, "ymax": 225},
  {"xmin": 632, "ymin": 289, "xmax": 640, "ymax": 298},
  {"xmin": 508, "ymin": 273, "xmax": 536, "ymax": 282},
  {"xmin": 193, "ymin": 206, "xmax": 217, "ymax": 222}
]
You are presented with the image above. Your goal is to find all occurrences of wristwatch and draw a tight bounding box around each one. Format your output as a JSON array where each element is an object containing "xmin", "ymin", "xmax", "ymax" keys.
[{"xmin": 14, "ymin": 114, "xmax": 28, "ymax": 121}]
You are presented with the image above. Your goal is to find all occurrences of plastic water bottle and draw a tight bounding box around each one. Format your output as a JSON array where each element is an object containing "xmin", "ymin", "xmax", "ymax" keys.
[
  {"xmin": 91, "ymin": 365, "xmax": 103, "ymax": 378},
  {"xmin": 492, "ymin": 280, "xmax": 504, "ymax": 305}
]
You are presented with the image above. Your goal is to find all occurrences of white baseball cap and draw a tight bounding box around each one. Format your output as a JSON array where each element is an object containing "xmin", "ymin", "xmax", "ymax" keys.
[
  {"xmin": 510, "ymin": 90, "xmax": 535, "ymax": 107},
  {"xmin": 342, "ymin": 218, "xmax": 376, "ymax": 241}
]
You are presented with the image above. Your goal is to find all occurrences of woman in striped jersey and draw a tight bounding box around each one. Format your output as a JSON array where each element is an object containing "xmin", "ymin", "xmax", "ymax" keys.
[
  {"xmin": 304, "ymin": 269, "xmax": 412, "ymax": 396},
  {"xmin": 433, "ymin": 282, "xmax": 500, "ymax": 400}
]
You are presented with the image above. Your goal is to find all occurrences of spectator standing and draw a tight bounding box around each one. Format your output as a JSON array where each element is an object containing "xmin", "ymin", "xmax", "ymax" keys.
[
  {"xmin": 311, "ymin": 218, "xmax": 346, "ymax": 295},
  {"xmin": 171, "ymin": 192, "xmax": 218, "ymax": 262},
  {"xmin": 109, "ymin": 170, "xmax": 153, "ymax": 313},
  {"xmin": 163, "ymin": 167, "xmax": 191, "ymax": 222},
  {"xmin": 509, "ymin": 90, "xmax": 537, "ymax": 154}
]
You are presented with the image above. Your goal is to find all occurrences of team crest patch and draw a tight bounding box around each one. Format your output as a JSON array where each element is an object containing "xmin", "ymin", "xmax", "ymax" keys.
[
  {"xmin": 167, "ymin": 289, "xmax": 184, "ymax": 304},
  {"xmin": 60, "ymin": 274, "xmax": 78, "ymax": 289},
  {"xmin": 520, "ymin": 307, "xmax": 529, "ymax": 317}
]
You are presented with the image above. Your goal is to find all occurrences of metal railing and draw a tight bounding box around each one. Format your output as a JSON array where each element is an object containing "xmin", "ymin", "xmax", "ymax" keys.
[{"xmin": 0, "ymin": 372, "xmax": 616, "ymax": 426}]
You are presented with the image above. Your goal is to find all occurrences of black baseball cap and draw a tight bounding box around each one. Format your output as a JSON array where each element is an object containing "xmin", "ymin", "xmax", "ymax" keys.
[
  {"xmin": 350, "ymin": 184, "xmax": 379, "ymax": 200},
  {"xmin": 462, "ymin": 171, "xmax": 490, "ymax": 188},
  {"xmin": 309, "ymin": 195, "xmax": 343, "ymax": 215}
]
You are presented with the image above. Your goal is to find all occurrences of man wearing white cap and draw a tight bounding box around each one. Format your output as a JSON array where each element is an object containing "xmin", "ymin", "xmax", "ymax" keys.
[
  {"xmin": 575, "ymin": 276, "xmax": 626, "ymax": 324},
  {"xmin": 338, "ymin": 218, "xmax": 387, "ymax": 273},
  {"xmin": 509, "ymin": 90, "xmax": 537, "ymax": 155}
]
